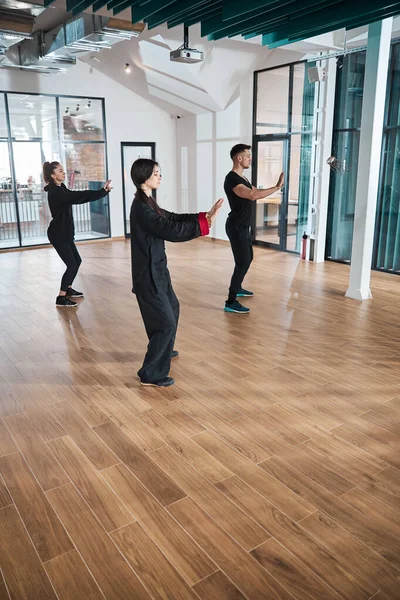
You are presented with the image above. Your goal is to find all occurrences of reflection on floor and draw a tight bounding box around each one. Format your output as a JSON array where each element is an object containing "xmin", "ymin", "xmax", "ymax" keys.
[
  {"xmin": 255, "ymin": 225, "xmax": 298, "ymax": 251},
  {"xmin": 0, "ymin": 231, "xmax": 106, "ymax": 250}
]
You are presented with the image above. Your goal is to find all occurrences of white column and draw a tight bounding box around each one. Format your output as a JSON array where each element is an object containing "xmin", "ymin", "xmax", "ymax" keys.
[
  {"xmin": 345, "ymin": 18, "xmax": 392, "ymax": 300},
  {"xmin": 310, "ymin": 57, "xmax": 337, "ymax": 262}
]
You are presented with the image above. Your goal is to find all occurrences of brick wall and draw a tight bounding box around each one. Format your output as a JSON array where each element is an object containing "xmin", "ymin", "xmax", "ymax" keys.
[{"xmin": 63, "ymin": 116, "xmax": 105, "ymax": 185}]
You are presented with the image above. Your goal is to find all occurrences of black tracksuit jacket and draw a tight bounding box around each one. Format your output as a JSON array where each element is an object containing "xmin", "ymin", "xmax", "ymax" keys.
[
  {"xmin": 45, "ymin": 182, "xmax": 108, "ymax": 243},
  {"xmin": 130, "ymin": 199, "xmax": 208, "ymax": 296}
]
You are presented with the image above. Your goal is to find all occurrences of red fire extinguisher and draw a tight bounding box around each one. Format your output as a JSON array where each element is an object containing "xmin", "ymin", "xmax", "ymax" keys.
[{"xmin": 301, "ymin": 232, "xmax": 307, "ymax": 260}]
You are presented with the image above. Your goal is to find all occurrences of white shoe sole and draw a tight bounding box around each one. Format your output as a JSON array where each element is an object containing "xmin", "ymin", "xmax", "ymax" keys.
[{"xmin": 56, "ymin": 304, "xmax": 77, "ymax": 308}]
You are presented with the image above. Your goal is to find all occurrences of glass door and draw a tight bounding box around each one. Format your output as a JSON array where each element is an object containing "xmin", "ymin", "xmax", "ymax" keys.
[
  {"xmin": 0, "ymin": 141, "xmax": 20, "ymax": 249},
  {"xmin": 253, "ymin": 139, "xmax": 286, "ymax": 248},
  {"xmin": 121, "ymin": 142, "xmax": 155, "ymax": 237},
  {"xmin": 12, "ymin": 141, "xmax": 48, "ymax": 246}
]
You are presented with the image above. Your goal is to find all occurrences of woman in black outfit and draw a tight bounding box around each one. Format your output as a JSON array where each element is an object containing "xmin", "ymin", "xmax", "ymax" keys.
[
  {"xmin": 130, "ymin": 158, "xmax": 223, "ymax": 387},
  {"xmin": 43, "ymin": 161, "xmax": 112, "ymax": 307}
]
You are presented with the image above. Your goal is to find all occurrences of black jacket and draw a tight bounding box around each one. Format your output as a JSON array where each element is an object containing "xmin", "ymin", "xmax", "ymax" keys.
[
  {"xmin": 130, "ymin": 199, "xmax": 205, "ymax": 295},
  {"xmin": 46, "ymin": 182, "xmax": 108, "ymax": 243}
]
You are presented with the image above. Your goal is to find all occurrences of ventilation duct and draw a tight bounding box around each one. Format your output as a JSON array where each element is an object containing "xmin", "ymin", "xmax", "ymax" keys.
[
  {"xmin": 0, "ymin": 12, "xmax": 144, "ymax": 73},
  {"xmin": 0, "ymin": 0, "xmax": 43, "ymax": 62}
]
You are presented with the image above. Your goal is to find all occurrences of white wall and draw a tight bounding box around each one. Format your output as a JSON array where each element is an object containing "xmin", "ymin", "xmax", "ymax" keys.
[
  {"xmin": 0, "ymin": 60, "xmax": 176, "ymax": 238},
  {"xmin": 175, "ymin": 72, "xmax": 254, "ymax": 241}
]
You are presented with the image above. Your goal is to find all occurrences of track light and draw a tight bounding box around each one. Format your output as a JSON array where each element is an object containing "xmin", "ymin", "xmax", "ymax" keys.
[
  {"xmin": 76, "ymin": 104, "xmax": 80, "ymax": 112},
  {"xmin": 124, "ymin": 63, "xmax": 131, "ymax": 73},
  {"xmin": 65, "ymin": 107, "xmax": 69, "ymax": 114}
]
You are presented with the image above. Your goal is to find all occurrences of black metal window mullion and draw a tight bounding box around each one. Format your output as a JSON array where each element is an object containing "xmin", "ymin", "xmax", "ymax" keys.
[{"xmin": 4, "ymin": 93, "xmax": 22, "ymax": 248}]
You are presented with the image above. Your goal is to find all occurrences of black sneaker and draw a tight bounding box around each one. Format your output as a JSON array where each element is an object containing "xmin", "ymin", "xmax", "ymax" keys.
[
  {"xmin": 237, "ymin": 288, "xmax": 254, "ymax": 297},
  {"xmin": 171, "ymin": 350, "xmax": 179, "ymax": 359},
  {"xmin": 224, "ymin": 300, "xmax": 250, "ymax": 314},
  {"xmin": 140, "ymin": 377, "xmax": 175, "ymax": 387},
  {"xmin": 67, "ymin": 287, "xmax": 84, "ymax": 298},
  {"xmin": 56, "ymin": 296, "xmax": 77, "ymax": 308}
]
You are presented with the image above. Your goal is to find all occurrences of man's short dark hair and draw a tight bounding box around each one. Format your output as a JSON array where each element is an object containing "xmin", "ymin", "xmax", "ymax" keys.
[{"xmin": 230, "ymin": 144, "xmax": 251, "ymax": 160}]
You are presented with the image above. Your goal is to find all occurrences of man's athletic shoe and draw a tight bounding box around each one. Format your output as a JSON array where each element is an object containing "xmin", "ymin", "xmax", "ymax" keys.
[
  {"xmin": 67, "ymin": 287, "xmax": 84, "ymax": 298},
  {"xmin": 140, "ymin": 377, "xmax": 175, "ymax": 387},
  {"xmin": 224, "ymin": 300, "xmax": 250, "ymax": 314},
  {"xmin": 172, "ymin": 350, "xmax": 179, "ymax": 359},
  {"xmin": 237, "ymin": 288, "xmax": 254, "ymax": 297},
  {"xmin": 56, "ymin": 296, "xmax": 77, "ymax": 308}
]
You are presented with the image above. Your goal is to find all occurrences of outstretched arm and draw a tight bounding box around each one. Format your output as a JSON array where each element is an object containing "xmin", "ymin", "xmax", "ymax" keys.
[
  {"xmin": 61, "ymin": 180, "xmax": 112, "ymax": 205},
  {"xmin": 136, "ymin": 198, "xmax": 224, "ymax": 242},
  {"xmin": 233, "ymin": 172, "xmax": 284, "ymax": 201},
  {"xmin": 137, "ymin": 204, "xmax": 207, "ymax": 242},
  {"xmin": 161, "ymin": 209, "xmax": 198, "ymax": 222}
]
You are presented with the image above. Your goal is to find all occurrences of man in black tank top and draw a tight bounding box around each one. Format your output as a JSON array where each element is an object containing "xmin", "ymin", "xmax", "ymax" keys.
[{"xmin": 223, "ymin": 144, "xmax": 284, "ymax": 314}]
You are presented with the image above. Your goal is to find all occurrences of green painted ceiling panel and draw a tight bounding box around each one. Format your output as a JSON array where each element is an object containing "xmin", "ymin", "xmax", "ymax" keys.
[
  {"xmin": 43, "ymin": 0, "xmax": 400, "ymax": 49},
  {"xmin": 147, "ymin": 0, "xmax": 210, "ymax": 30},
  {"xmin": 261, "ymin": 0, "xmax": 400, "ymax": 47},
  {"xmin": 167, "ymin": 2, "xmax": 218, "ymax": 30}
]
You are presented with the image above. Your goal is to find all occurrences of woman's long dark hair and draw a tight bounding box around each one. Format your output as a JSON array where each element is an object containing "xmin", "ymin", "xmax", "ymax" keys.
[
  {"xmin": 43, "ymin": 161, "xmax": 60, "ymax": 190},
  {"xmin": 130, "ymin": 158, "xmax": 164, "ymax": 216}
]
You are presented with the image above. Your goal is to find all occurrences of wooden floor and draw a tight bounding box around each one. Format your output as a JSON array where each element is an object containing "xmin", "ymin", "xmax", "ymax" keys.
[{"xmin": 0, "ymin": 238, "xmax": 400, "ymax": 600}]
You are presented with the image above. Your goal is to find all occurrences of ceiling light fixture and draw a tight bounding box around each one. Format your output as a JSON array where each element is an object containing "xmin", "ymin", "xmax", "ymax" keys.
[{"xmin": 124, "ymin": 63, "xmax": 131, "ymax": 73}]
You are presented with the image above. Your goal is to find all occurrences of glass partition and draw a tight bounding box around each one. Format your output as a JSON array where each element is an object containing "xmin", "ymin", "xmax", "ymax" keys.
[{"xmin": 0, "ymin": 92, "xmax": 109, "ymax": 249}]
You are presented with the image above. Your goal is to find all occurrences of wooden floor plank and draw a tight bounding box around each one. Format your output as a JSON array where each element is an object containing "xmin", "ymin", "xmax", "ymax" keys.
[
  {"xmin": 48, "ymin": 436, "xmax": 134, "ymax": 532},
  {"xmin": 112, "ymin": 521, "xmax": 199, "ymax": 600},
  {"xmin": 101, "ymin": 463, "xmax": 216, "ymax": 586},
  {"xmin": 24, "ymin": 406, "xmax": 67, "ymax": 442},
  {"xmin": 0, "ymin": 583, "xmax": 10, "ymax": 600},
  {"xmin": 251, "ymin": 537, "xmax": 342, "ymax": 600},
  {"xmin": 0, "ymin": 452, "xmax": 73, "ymax": 561},
  {"xmin": 192, "ymin": 570, "xmax": 247, "ymax": 600},
  {"xmin": 137, "ymin": 408, "xmax": 233, "ymax": 483},
  {"xmin": 217, "ymin": 475, "xmax": 367, "ymax": 600},
  {"xmin": 299, "ymin": 511, "xmax": 400, "ymax": 600},
  {"xmin": 2, "ymin": 413, "xmax": 69, "ymax": 490},
  {"xmin": 0, "ymin": 505, "xmax": 57, "ymax": 599},
  {"xmin": 44, "ymin": 550, "xmax": 104, "ymax": 600},
  {"xmin": 261, "ymin": 456, "xmax": 400, "ymax": 569},
  {"xmin": 49, "ymin": 401, "xmax": 119, "ymax": 470},
  {"xmin": 0, "ymin": 419, "xmax": 17, "ymax": 457},
  {"xmin": 94, "ymin": 421, "xmax": 186, "ymax": 506},
  {"xmin": 46, "ymin": 483, "xmax": 152, "ymax": 600},
  {"xmin": 193, "ymin": 430, "xmax": 316, "ymax": 521},
  {"xmin": 330, "ymin": 423, "xmax": 400, "ymax": 470},
  {"xmin": 149, "ymin": 445, "xmax": 270, "ymax": 550},
  {"xmin": 175, "ymin": 396, "xmax": 271, "ymax": 463},
  {"xmin": 340, "ymin": 486, "xmax": 400, "ymax": 538},
  {"xmin": 0, "ymin": 474, "xmax": 12, "ymax": 509},
  {"xmin": 168, "ymin": 496, "xmax": 295, "ymax": 600},
  {"xmin": 89, "ymin": 387, "xmax": 166, "ymax": 453}
]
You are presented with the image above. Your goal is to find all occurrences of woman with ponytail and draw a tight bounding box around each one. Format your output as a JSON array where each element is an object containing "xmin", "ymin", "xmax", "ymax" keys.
[
  {"xmin": 130, "ymin": 158, "xmax": 223, "ymax": 387},
  {"xmin": 43, "ymin": 161, "xmax": 112, "ymax": 307}
]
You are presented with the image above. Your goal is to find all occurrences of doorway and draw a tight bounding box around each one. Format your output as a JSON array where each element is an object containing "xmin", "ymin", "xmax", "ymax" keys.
[{"xmin": 121, "ymin": 142, "xmax": 156, "ymax": 237}]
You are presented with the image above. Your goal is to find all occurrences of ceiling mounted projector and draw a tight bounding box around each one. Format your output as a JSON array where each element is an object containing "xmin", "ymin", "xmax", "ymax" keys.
[{"xmin": 170, "ymin": 26, "xmax": 203, "ymax": 64}]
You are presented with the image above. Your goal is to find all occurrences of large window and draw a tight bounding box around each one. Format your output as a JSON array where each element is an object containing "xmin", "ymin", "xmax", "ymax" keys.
[
  {"xmin": 0, "ymin": 92, "xmax": 109, "ymax": 250},
  {"xmin": 326, "ymin": 42, "xmax": 400, "ymax": 275},
  {"xmin": 253, "ymin": 62, "xmax": 315, "ymax": 253},
  {"xmin": 326, "ymin": 52, "xmax": 366, "ymax": 262},
  {"xmin": 373, "ymin": 43, "xmax": 400, "ymax": 274}
]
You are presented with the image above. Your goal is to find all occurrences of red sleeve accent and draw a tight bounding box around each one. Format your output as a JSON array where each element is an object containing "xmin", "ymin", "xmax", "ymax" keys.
[{"xmin": 198, "ymin": 212, "xmax": 210, "ymax": 236}]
